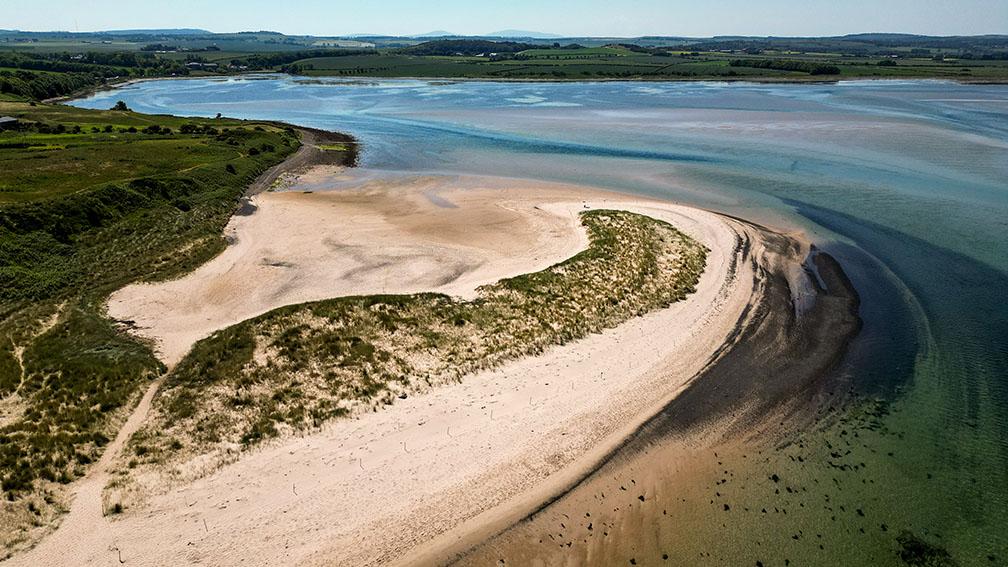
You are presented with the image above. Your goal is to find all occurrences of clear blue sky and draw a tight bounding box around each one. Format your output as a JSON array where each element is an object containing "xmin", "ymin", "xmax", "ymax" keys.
[{"xmin": 4, "ymin": 0, "xmax": 1007, "ymax": 37}]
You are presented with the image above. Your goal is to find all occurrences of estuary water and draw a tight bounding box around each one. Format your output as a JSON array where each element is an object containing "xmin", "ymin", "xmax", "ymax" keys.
[{"xmin": 72, "ymin": 77, "xmax": 1007, "ymax": 565}]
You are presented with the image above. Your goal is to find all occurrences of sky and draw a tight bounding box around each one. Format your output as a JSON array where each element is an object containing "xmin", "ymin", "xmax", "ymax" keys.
[{"xmin": 3, "ymin": 0, "xmax": 1007, "ymax": 37}]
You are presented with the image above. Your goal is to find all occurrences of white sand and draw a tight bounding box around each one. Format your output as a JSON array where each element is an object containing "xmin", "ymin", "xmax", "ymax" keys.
[
  {"xmin": 9, "ymin": 173, "xmax": 776, "ymax": 567},
  {"xmin": 107, "ymin": 174, "xmax": 592, "ymax": 367}
]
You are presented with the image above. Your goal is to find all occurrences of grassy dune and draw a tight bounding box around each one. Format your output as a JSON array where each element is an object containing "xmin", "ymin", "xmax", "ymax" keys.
[
  {"xmin": 0, "ymin": 102, "xmax": 355, "ymax": 554},
  {"xmin": 106, "ymin": 210, "xmax": 708, "ymax": 509}
]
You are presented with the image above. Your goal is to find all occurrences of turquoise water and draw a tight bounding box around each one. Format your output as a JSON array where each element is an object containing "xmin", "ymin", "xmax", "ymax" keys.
[{"xmin": 72, "ymin": 77, "xmax": 1008, "ymax": 564}]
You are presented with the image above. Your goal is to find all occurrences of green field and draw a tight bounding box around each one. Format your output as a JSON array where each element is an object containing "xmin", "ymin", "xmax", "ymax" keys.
[
  {"xmin": 0, "ymin": 101, "xmax": 321, "ymax": 555},
  {"xmin": 293, "ymin": 49, "xmax": 1008, "ymax": 81},
  {"xmin": 0, "ymin": 109, "xmax": 271, "ymax": 203},
  {"xmin": 3, "ymin": 33, "xmax": 1006, "ymax": 97}
]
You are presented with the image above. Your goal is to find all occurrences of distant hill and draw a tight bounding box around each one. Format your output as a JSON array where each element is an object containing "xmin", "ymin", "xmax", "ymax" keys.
[
  {"xmin": 413, "ymin": 30, "xmax": 457, "ymax": 38},
  {"xmin": 487, "ymin": 30, "xmax": 562, "ymax": 39},
  {"xmin": 100, "ymin": 28, "xmax": 212, "ymax": 36}
]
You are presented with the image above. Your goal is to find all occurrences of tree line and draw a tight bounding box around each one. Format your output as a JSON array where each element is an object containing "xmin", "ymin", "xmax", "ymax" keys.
[
  {"xmin": 0, "ymin": 52, "xmax": 190, "ymax": 100},
  {"xmin": 730, "ymin": 59, "xmax": 841, "ymax": 75}
]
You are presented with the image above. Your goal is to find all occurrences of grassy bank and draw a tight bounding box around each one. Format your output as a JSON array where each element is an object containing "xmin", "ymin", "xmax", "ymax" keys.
[
  {"xmin": 291, "ymin": 47, "xmax": 1008, "ymax": 81},
  {"xmin": 104, "ymin": 209, "xmax": 707, "ymax": 511},
  {"xmin": 0, "ymin": 101, "xmax": 352, "ymax": 555}
]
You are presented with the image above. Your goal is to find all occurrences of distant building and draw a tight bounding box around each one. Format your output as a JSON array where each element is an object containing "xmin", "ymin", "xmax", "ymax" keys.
[{"xmin": 0, "ymin": 116, "xmax": 18, "ymax": 130}]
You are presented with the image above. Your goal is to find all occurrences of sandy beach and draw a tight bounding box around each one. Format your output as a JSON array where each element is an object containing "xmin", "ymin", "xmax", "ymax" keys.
[
  {"xmin": 5, "ymin": 163, "xmax": 801, "ymax": 566},
  {"xmin": 107, "ymin": 174, "xmax": 593, "ymax": 367}
]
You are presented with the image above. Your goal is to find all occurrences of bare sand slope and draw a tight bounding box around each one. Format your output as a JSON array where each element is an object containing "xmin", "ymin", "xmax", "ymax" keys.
[
  {"xmin": 107, "ymin": 174, "xmax": 592, "ymax": 367},
  {"xmin": 11, "ymin": 176, "xmax": 770, "ymax": 566}
]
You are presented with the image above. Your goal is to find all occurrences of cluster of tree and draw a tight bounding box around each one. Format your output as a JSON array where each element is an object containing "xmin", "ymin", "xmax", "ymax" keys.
[
  {"xmin": 280, "ymin": 63, "xmax": 316, "ymax": 74},
  {"xmin": 663, "ymin": 35, "xmax": 1006, "ymax": 57},
  {"xmin": 959, "ymin": 51, "xmax": 1008, "ymax": 60},
  {"xmin": 140, "ymin": 43, "xmax": 178, "ymax": 51},
  {"xmin": 141, "ymin": 124, "xmax": 171, "ymax": 134},
  {"xmin": 0, "ymin": 52, "xmax": 191, "ymax": 99},
  {"xmin": 729, "ymin": 59, "xmax": 841, "ymax": 75},
  {"xmin": 0, "ymin": 69, "xmax": 103, "ymax": 100},
  {"xmin": 0, "ymin": 51, "xmax": 186, "ymax": 74},
  {"xmin": 2, "ymin": 121, "xmax": 130, "ymax": 136},
  {"xmin": 243, "ymin": 49, "xmax": 372, "ymax": 69},
  {"xmin": 842, "ymin": 34, "xmax": 1008, "ymax": 50},
  {"xmin": 610, "ymin": 43, "xmax": 672, "ymax": 56},
  {"xmin": 178, "ymin": 123, "xmax": 221, "ymax": 135},
  {"xmin": 142, "ymin": 44, "xmax": 221, "ymax": 52},
  {"xmin": 402, "ymin": 39, "xmax": 535, "ymax": 56}
]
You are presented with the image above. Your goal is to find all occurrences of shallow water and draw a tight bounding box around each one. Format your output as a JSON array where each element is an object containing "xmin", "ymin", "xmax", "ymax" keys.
[{"xmin": 72, "ymin": 77, "xmax": 1008, "ymax": 565}]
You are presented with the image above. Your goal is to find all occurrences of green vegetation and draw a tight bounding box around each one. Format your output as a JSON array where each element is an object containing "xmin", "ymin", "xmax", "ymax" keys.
[
  {"xmin": 291, "ymin": 42, "xmax": 1008, "ymax": 80},
  {"xmin": 0, "ymin": 101, "xmax": 330, "ymax": 554},
  {"xmin": 316, "ymin": 143, "xmax": 350, "ymax": 152},
  {"xmin": 1, "ymin": 32, "xmax": 1006, "ymax": 98},
  {"xmin": 0, "ymin": 51, "xmax": 191, "ymax": 100},
  {"xmin": 107, "ymin": 210, "xmax": 707, "ymax": 506},
  {"xmin": 730, "ymin": 58, "xmax": 841, "ymax": 75}
]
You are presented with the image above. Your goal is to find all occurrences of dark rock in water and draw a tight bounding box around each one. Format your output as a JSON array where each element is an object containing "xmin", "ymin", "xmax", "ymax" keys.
[{"xmin": 896, "ymin": 531, "xmax": 959, "ymax": 566}]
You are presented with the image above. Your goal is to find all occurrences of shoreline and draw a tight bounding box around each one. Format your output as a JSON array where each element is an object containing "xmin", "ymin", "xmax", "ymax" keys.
[
  {"xmin": 1, "ymin": 94, "xmax": 864, "ymax": 565},
  {"xmin": 450, "ymin": 237, "xmax": 862, "ymax": 566},
  {"xmin": 7, "ymin": 178, "xmax": 783, "ymax": 566},
  {"xmin": 52, "ymin": 73, "xmax": 1007, "ymax": 106}
]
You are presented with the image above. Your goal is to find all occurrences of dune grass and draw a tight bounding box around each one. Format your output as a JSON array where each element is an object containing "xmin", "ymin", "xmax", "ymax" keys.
[{"xmin": 0, "ymin": 101, "xmax": 342, "ymax": 555}]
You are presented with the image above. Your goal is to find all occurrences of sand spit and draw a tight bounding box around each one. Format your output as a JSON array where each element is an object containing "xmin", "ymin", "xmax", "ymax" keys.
[
  {"xmin": 452, "ymin": 244, "xmax": 863, "ymax": 566},
  {"xmin": 7, "ymin": 165, "xmax": 780, "ymax": 566}
]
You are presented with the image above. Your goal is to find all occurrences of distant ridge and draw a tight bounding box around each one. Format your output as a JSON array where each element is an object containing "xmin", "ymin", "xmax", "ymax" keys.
[
  {"xmin": 413, "ymin": 30, "xmax": 457, "ymax": 38},
  {"xmin": 487, "ymin": 29, "xmax": 562, "ymax": 39},
  {"xmin": 100, "ymin": 28, "xmax": 212, "ymax": 36}
]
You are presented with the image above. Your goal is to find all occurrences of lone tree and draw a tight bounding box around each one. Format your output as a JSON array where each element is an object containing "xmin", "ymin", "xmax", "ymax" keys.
[{"xmin": 111, "ymin": 100, "xmax": 130, "ymax": 111}]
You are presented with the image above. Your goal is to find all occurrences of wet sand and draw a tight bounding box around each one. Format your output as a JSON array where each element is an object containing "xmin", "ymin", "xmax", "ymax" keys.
[{"xmin": 449, "ymin": 240, "xmax": 862, "ymax": 566}]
